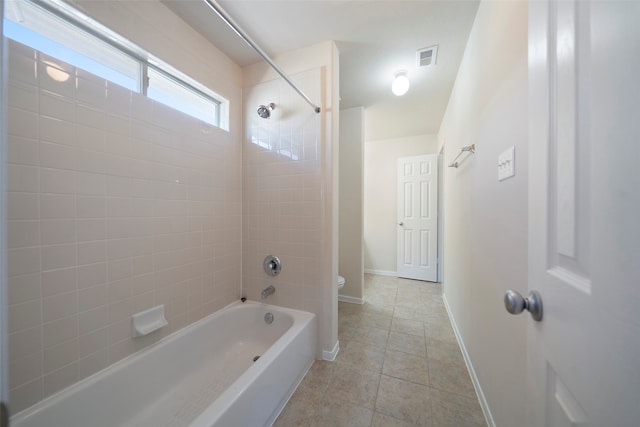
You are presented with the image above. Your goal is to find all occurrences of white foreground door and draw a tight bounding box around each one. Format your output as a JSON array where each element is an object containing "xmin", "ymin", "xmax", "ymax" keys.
[
  {"xmin": 526, "ymin": 1, "xmax": 640, "ymax": 425},
  {"xmin": 1, "ymin": 2, "xmax": 9, "ymax": 423},
  {"xmin": 397, "ymin": 155, "xmax": 438, "ymax": 282}
]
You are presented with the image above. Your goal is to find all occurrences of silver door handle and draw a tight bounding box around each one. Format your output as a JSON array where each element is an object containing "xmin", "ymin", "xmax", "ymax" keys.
[
  {"xmin": 504, "ymin": 290, "xmax": 543, "ymax": 321},
  {"xmin": 398, "ymin": 222, "xmax": 404, "ymax": 226}
]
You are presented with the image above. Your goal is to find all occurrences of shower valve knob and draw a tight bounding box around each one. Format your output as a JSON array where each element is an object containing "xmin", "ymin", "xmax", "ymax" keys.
[{"xmin": 263, "ymin": 255, "xmax": 282, "ymax": 277}]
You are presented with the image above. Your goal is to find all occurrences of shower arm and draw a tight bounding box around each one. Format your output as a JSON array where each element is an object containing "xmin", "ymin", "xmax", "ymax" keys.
[{"xmin": 203, "ymin": 0, "xmax": 321, "ymax": 114}]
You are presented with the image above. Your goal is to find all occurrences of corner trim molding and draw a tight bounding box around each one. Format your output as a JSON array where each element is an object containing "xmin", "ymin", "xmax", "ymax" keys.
[
  {"xmin": 338, "ymin": 295, "xmax": 365, "ymax": 304},
  {"xmin": 363, "ymin": 269, "xmax": 396, "ymax": 277},
  {"xmin": 322, "ymin": 340, "xmax": 340, "ymax": 361},
  {"xmin": 442, "ymin": 294, "xmax": 496, "ymax": 427}
]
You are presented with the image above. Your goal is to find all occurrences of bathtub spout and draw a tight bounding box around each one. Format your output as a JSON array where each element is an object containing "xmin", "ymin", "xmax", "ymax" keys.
[{"xmin": 261, "ymin": 285, "xmax": 275, "ymax": 300}]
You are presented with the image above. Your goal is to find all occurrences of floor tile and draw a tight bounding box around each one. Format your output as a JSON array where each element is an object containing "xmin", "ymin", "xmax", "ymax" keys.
[
  {"xmin": 424, "ymin": 321, "xmax": 457, "ymax": 343},
  {"xmin": 325, "ymin": 364, "xmax": 381, "ymax": 409},
  {"xmin": 295, "ymin": 360, "xmax": 336, "ymax": 399},
  {"xmin": 394, "ymin": 297, "xmax": 428, "ymax": 310},
  {"xmin": 387, "ymin": 331, "xmax": 427, "ymax": 357},
  {"xmin": 364, "ymin": 305, "xmax": 396, "ymax": 319},
  {"xmin": 313, "ymin": 400, "xmax": 374, "ymax": 427},
  {"xmin": 339, "ymin": 324, "xmax": 389, "ymax": 348},
  {"xmin": 427, "ymin": 357, "xmax": 476, "ymax": 398},
  {"xmin": 391, "ymin": 317, "xmax": 424, "ymax": 337},
  {"xmin": 371, "ymin": 412, "xmax": 417, "ymax": 427},
  {"xmin": 364, "ymin": 294, "xmax": 397, "ymax": 307},
  {"xmin": 336, "ymin": 339, "xmax": 386, "ymax": 373},
  {"xmin": 393, "ymin": 306, "xmax": 428, "ymax": 322},
  {"xmin": 422, "ymin": 307, "xmax": 450, "ymax": 325},
  {"xmin": 273, "ymin": 386, "xmax": 320, "ymax": 427},
  {"xmin": 357, "ymin": 312, "xmax": 393, "ymax": 330},
  {"xmin": 426, "ymin": 338, "xmax": 465, "ymax": 363},
  {"xmin": 338, "ymin": 311, "xmax": 361, "ymax": 330},
  {"xmin": 430, "ymin": 388, "xmax": 486, "ymax": 427},
  {"xmin": 375, "ymin": 375, "xmax": 433, "ymax": 426},
  {"xmin": 382, "ymin": 349, "xmax": 429, "ymax": 385}
]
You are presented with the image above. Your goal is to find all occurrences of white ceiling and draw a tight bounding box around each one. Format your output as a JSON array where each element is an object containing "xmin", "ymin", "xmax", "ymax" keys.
[{"xmin": 162, "ymin": 0, "xmax": 480, "ymax": 140}]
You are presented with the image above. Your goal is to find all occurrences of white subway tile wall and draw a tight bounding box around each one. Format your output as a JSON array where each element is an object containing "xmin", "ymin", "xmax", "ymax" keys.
[
  {"xmin": 242, "ymin": 68, "xmax": 325, "ymax": 317},
  {"xmin": 6, "ymin": 40, "xmax": 241, "ymax": 413}
]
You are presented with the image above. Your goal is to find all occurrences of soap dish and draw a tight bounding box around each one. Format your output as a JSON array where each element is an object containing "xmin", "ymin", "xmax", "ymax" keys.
[{"xmin": 132, "ymin": 305, "xmax": 168, "ymax": 337}]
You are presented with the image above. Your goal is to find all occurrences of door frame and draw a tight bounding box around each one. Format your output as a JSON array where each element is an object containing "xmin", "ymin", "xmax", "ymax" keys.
[
  {"xmin": 437, "ymin": 146, "xmax": 444, "ymax": 284},
  {"xmin": 1, "ymin": 0, "xmax": 11, "ymax": 419},
  {"xmin": 396, "ymin": 153, "xmax": 439, "ymax": 282}
]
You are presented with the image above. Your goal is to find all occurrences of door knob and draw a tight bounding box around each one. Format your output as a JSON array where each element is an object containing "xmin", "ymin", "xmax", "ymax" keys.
[
  {"xmin": 398, "ymin": 222, "xmax": 404, "ymax": 226},
  {"xmin": 504, "ymin": 290, "xmax": 543, "ymax": 321}
]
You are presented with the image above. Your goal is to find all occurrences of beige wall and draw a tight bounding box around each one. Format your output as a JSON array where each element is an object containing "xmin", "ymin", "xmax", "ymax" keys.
[
  {"xmin": 242, "ymin": 41, "xmax": 339, "ymax": 358},
  {"xmin": 338, "ymin": 107, "xmax": 364, "ymax": 302},
  {"xmin": 437, "ymin": 1, "xmax": 528, "ymax": 425},
  {"xmin": 363, "ymin": 134, "xmax": 438, "ymax": 274}
]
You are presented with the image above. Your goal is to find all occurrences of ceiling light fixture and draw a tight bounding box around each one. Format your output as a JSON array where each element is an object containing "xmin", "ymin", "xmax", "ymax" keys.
[{"xmin": 392, "ymin": 70, "xmax": 410, "ymax": 96}]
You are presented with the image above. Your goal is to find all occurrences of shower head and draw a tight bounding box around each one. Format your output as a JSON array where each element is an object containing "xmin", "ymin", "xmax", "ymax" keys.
[{"xmin": 257, "ymin": 103, "xmax": 275, "ymax": 119}]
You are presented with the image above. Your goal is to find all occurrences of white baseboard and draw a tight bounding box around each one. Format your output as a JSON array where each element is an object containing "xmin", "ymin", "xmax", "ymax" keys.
[
  {"xmin": 338, "ymin": 294, "xmax": 365, "ymax": 304},
  {"xmin": 322, "ymin": 340, "xmax": 340, "ymax": 361},
  {"xmin": 442, "ymin": 294, "xmax": 496, "ymax": 427},
  {"xmin": 364, "ymin": 269, "xmax": 397, "ymax": 277}
]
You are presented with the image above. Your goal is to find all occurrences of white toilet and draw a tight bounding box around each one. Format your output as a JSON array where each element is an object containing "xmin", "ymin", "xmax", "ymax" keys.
[{"xmin": 337, "ymin": 275, "xmax": 345, "ymax": 291}]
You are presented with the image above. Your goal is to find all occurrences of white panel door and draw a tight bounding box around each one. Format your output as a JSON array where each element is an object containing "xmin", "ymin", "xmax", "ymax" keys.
[
  {"xmin": 397, "ymin": 154, "xmax": 438, "ymax": 282},
  {"xmin": 526, "ymin": 1, "xmax": 640, "ymax": 425}
]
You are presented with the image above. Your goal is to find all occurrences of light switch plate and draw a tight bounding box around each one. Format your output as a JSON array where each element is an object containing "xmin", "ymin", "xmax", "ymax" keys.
[{"xmin": 498, "ymin": 146, "xmax": 515, "ymax": 181}]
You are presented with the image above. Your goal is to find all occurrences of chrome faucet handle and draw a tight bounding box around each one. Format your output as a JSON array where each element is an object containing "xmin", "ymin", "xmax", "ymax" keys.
[{"xmin": 263, "ymin": 255, "xmax": 282, "ymax": 276}]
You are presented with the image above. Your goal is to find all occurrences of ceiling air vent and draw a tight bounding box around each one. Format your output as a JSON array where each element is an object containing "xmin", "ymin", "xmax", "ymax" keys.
[{"xmin": 417, "ymin": 45, "xmax": 438, "ymax": 67}]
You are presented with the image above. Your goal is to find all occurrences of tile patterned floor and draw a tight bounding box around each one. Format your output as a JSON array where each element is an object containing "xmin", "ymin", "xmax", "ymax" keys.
[{"xmin": 274, "ymin": 274, "xmax": 486, "ymax": 427}]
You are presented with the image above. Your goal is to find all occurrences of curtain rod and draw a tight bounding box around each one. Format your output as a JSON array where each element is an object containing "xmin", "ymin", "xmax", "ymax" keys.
[{"xmin": 203, "ymin": 0, "xmax": 321, "ymax": 114}]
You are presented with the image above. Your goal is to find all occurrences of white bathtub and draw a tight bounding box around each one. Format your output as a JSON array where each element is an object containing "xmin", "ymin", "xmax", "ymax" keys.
[{"xmin": 11, "ymin": 301, "xmax": 317, "ymax": 427}]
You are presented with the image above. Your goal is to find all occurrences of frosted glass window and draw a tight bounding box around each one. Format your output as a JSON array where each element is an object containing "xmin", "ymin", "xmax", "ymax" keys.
[
  {"xmin": 3, "ymin": 0, "xmax": 227, "ymax": 129},
  {"xmin": 148, "ymin": 68, "xmax": 220, "ymax": 126},
  {"xmin": 3, "ymin": 1, "xmax": 139, "ymax": 91}
]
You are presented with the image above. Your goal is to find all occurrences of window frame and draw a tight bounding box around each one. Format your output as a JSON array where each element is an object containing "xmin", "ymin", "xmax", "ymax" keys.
[{"xmin": 4, "ymin": 0, "xmax": 228, "ymax": 129}]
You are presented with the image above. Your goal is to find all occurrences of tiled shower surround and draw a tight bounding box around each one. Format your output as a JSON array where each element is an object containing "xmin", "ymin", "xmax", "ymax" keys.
[
  {"xmin": 242, "ymin": 68, "xmax": 326, "ymax": 318},
  {"xmin": 6, "ymin": 40, "xmax": 242, "ymax": 412}
]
